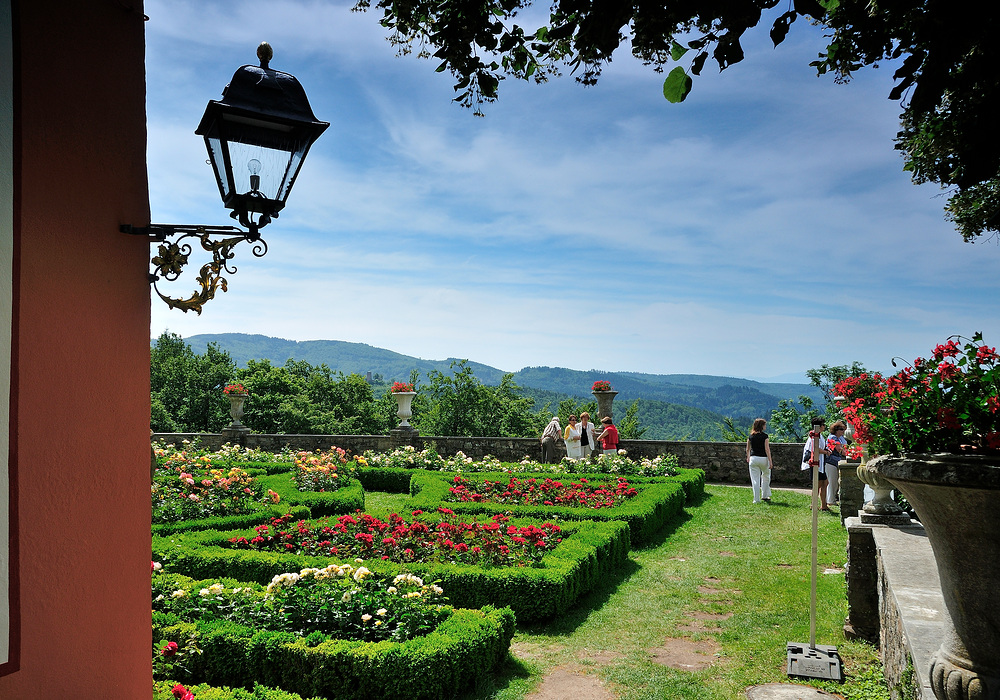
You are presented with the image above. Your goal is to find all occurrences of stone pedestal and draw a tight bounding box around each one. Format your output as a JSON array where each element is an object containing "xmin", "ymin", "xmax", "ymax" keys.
[
  {"xmin": 389, "ymin": 426, "xmax": 419, "ymax": 449},
  {"xmin": 844, "ymin": 517, "xmax": 880, "ymax": 644},
  {"xmin": 221, "ymin": 425, "xmax": 250, "ymax": 446},
  {"xmin": 838, "ymin": 461, "xmax": 864, "ymax": 524}
]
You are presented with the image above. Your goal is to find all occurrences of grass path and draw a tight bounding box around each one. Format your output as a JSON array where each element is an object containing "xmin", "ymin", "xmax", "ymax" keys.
[{"xmin": 370, "ymin": 485, "xmax": 888, "ymax": 700}]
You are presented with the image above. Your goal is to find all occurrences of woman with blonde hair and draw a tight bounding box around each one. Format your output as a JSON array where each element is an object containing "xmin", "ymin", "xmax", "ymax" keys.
[
  {"xmin": 746, "ymin": 417, "xmax": 773, "ymax": 504},
  {"xmin": 563, "ymin": 415, "xmax": 582, "ymax": 459}
]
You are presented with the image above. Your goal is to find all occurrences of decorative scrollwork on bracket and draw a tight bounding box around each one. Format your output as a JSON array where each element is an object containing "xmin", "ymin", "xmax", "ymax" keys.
[{"xmin": 121, "ymin": 224, "xmax": 269, "ymax": 315}]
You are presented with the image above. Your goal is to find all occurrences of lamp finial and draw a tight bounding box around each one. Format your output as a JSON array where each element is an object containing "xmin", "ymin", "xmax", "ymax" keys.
[{"xmin": 257, "ymin": 42, "xmax": 273, "ymax": 69}]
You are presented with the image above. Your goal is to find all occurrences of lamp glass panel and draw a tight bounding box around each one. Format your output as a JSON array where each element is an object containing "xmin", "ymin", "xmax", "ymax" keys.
[
  {"xmin": 225, "ymin": 141, "xmax": 293, "ymax": 202},
  {"xmin": 277, "ymin": 149, "xmax": 304, "ymax": 201},
  {"xmin": 207, "ymin": 137, "xmax": 230, "ymax": 197}
]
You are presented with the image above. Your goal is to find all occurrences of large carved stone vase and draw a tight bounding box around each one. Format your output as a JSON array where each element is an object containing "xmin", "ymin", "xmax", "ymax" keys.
[
  {"xmin": 227, "ymin": 393, "xmax": 247, "ymax": 427},
  {"xmin": 592, "ymin": 390, "xmax": 618, "ymax": 422},
  {"xmin": 868, "ymin": 453, "xmax": 1000, "ymax": 699},
  {"xmin": 392, "ymin": 391, "xmax": 417, "ymax": 428}
]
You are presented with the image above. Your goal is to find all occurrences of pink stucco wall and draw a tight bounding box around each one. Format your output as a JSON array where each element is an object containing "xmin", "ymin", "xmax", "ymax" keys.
[{"xmin": 0, "ymin": 0, "xmax": 153, "ymax": 695}]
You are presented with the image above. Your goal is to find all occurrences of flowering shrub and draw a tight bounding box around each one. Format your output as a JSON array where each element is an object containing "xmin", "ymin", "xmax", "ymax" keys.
[
  {"xmin": 832, "ymin": 372, "xmax": 886, "ymax": 447},
  {"xmin": 391, "ymin": 381, "xmax": 415, "ymax": 393},
  {"xmin": 152, "ymin": 563, "xmax": 450, "ymax": 643},
  {"xmin": 227, "ymin": 511, "xmax": 563, "ymax": 567},
  {"xmin": 223, "ymin": 383, "xmax": 248, "ymax": 396},
  {"xmin": 152, "ymin": 463, "xmax": 277, "ymax": 524},
  {"xmin": 837, "ymin": 333, "xmax": 1000, "ymax": 454},
  {"xmin": 153, "ymin": 440, "xmax": 297, "ymax": 467},
  {"xmin": 592, "ymin": 380, "xmax": 613, "ymax": 392},
  {"xmin": 446, "ymin": 475, "xmax": 639, "ymax": 509},
  {"xmin": 360, "ymin": 446, "xmax": 503, "ymax": 471},
  {"xmin": 360, "ymin": 446, "xmax": 678, "ymax": 477},
  {"xmin": 292, "ymin": 447, "xmax": 357, "ymax": 492},
  {"xmin": 510, "ymin": 452, "xmax": 679, "ymax": 477}
]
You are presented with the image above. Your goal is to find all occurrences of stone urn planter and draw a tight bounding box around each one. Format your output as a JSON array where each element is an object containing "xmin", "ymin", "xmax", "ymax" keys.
[
  {"xmin": 226, "ymin": 393, "xmax": 248, "ymax": 427},
  {"xmin": 868, "ymin": 453, "xmax": 1000, "ymax": 699},
  {"xmin": 392, "ymin": 391, "xmax": 417, "ymax": 428},
  {"xmin": 592, "ymin": 390, "xmax": 618, "ymax": 422}
]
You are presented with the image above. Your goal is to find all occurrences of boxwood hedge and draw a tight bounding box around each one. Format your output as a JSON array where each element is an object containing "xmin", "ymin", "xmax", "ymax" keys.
[
  {"xmin": 152, "ymin": 517, "xmax": 629, "ymax": 623},
  {"xmin": 258, "ymin": 473, "xmax": 365, "ymax": 519},
  {"xmin": 153, "ymin": 603, "xmax": 515, "ymax": 700}
]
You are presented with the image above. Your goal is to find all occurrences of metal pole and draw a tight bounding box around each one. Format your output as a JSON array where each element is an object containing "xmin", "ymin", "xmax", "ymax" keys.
[{"xmin": 810, "ymin": 430, "xmax": 820, "ymax": 649}]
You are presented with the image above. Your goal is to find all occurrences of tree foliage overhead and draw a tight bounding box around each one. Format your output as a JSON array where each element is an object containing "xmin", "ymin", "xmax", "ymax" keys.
[{"xmin": 355, "ymin": 0, "xmax": 1000, "ymax": 240}]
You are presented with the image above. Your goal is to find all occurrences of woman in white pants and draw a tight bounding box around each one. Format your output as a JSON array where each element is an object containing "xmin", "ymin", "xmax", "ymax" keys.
[
  {"xmin": 563, "ymin": 415, "xmax": 582, "ymax": 459},
  {"xmin": 746, "ymin": 418, "xmax": 773, "ymax": 504}
]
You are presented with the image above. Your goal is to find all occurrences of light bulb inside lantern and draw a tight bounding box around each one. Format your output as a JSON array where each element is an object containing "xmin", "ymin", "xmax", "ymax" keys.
[{"xmin": 248, "ymin": 159, "xmax": 262, "ymax": 193}]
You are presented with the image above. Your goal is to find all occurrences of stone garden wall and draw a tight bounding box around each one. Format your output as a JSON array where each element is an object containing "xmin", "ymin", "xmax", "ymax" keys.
[{"xmin": 152, "ymin": 433, "xmax": 815, "ymax": 487}]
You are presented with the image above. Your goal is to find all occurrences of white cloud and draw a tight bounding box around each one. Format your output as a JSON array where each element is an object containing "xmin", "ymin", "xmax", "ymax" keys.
[{"xmin": 145, "ymin": 0, "xmax": 1000, "ymax": 380}]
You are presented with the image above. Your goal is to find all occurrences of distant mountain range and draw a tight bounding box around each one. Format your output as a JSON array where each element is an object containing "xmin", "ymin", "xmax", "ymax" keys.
[{"xmin": 181, "ymin": 333, "xmax": 825, "ymax": 440}]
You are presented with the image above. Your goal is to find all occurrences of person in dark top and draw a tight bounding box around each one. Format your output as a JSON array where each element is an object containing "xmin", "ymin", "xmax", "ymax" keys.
[{"xmin": 746, "ymin": 418, "xmax": 773, "ymax": 504}]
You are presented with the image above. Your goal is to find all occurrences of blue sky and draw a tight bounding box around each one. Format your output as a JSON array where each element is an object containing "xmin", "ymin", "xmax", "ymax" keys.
[{"xmin": 145, "ymin": 0, "xmax": 1000, "ymax": 382}]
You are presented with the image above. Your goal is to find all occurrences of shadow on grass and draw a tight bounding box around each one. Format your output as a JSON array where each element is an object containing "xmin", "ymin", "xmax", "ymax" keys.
[
  {"xmin": 461, "ymin": 652, "xmax": 535, "ymax": 700},
  {"xmin": 632, "ymin": 503, "xmax": 699, "ymax": 552}
]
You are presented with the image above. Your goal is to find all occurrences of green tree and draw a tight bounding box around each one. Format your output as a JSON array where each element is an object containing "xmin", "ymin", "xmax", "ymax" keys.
[
  {"xmin": 768, "ymin": 396, "xmax": 819, "ymax": 443},
  {"xmin": 720, "ymin": 416, "xmax": 749, "ymax": 442},
  {"xmin": 617, "ymin": 399, "xmax": 647, "ymax": 440},
  {"xmin": 356, "ymin": 0, "xmax": 1000, "ymax": 239},
  {"xmin": 150, "ymin": 332, "xmax": 235, "ymax": 432},
  {"xmin": 414, "ymin": 360, "xmax": 545, "ymax": 437}
]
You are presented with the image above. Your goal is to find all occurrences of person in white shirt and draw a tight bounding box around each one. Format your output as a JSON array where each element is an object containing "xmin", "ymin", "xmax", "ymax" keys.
[
  {"xmin": 579, "ymin": 412, "xmax": 597, "ymax": 459},
  {"xmin": 801, "ymin": 416, "xmax": 833, "ymax": 511}
]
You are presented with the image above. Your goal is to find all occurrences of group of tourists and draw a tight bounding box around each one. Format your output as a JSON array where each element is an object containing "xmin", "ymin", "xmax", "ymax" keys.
[
  {"xmin": 745, "ymin": 416, "xmax": 849, "ymax": 507},
  {"xmin": 539, "ymin": 413, "xmax": 619, "ymax": 463}
]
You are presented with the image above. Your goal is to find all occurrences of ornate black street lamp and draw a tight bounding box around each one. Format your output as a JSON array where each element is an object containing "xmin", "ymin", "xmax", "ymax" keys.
[{"xmin": 122, "ymin": 43, "xmax": 328, "ymax": 314}]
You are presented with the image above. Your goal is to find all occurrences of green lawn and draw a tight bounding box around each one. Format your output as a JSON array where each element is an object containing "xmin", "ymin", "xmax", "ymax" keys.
[{"xmin": 367, "ymin": 484, "xmax": 888, "ymax": 700}]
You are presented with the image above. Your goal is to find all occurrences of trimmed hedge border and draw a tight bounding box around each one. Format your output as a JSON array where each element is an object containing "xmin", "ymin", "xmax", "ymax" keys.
[
  {"xmin": 152, "ymin": 505, "xmax": 312, "ymax": 537},
  {"xmin": 154, "ymin": 603, "xmax": 515, "ymax": 700},
  {"xmin": 408, "ymin": 469, "xmax": 704, "ymax": 544},
  {"xmin": 356, "ymin": 466, "xmax": 416, "ymax": 493},
  {"xmin": 153, "ymin": 518, "xmax": 629, "ymax": 623},
  {"xmin": 259, "ymin": 474, "xmax": 365, "ymax": 518}
]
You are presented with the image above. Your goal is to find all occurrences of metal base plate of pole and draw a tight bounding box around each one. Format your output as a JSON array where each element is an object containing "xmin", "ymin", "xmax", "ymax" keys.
[{"xmin": 786, "ymin": 642, "xmax": 843, "ymax": 681}]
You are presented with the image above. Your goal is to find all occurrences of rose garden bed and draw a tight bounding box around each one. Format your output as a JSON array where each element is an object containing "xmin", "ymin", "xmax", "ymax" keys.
[
  {"xmin": 407, "ymin": 469, "xmax": 704, "ymax": 544},
  {"xmin": 152, "ymin": 515, "xmax": 630, "ymax": 623},
  {"xmin": 151, "ymin": 445, "xmax": 708, "ymax": 698}
]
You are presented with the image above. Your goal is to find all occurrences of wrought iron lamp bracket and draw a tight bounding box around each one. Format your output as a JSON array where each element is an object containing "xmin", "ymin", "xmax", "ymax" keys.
[{"xmin": 121, "ymin": 223, "xmax": 268, "ymax": 315}]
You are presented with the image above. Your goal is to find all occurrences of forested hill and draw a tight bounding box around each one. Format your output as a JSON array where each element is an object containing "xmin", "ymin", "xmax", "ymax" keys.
[
  {"xmin": 182, "ymin": 333, "xmax": 824, "ymax": 425},
  {"xmin": 184, "ymin": 334, "xmax": 506, "ymax": 384},
  {"xmin": 511, "ymin": 366, "xmax": 823, "ymax": 418}
]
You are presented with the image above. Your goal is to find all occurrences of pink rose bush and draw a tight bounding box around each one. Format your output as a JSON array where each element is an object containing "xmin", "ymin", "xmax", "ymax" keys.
[{"xmin": 151, "ymin": 452, "xmax": 273, "ymax": 524}]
